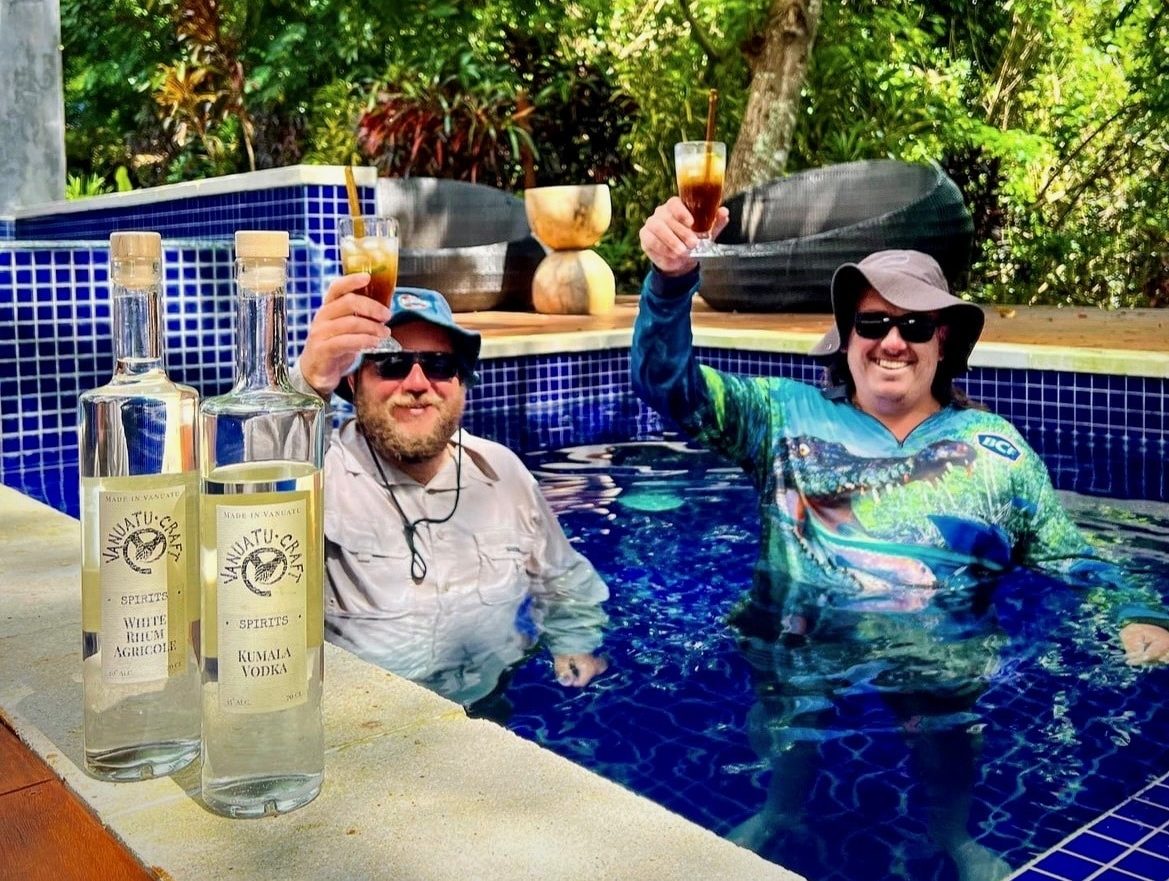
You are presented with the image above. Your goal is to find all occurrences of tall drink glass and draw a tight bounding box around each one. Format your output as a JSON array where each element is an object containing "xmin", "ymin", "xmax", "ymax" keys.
[
  {"xmin": 338, "ymin": 216, "xmax": 400, "ymax": 352},
  {"xmin": 674, "ymin": 141, "xmax": 726, "ymax": 256}
]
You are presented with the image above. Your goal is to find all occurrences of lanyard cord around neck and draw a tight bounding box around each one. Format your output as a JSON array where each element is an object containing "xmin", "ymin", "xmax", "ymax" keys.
[{"xmin": 361, "ymin": 428, "xmax": 463, "ymax": 584}]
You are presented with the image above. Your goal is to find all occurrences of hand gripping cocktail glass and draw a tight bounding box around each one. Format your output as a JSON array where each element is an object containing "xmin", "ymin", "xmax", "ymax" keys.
[
  {"xmin": 674, "ymin": 140, "xmax": 726, "ymax": 256},
  {"xmin": 338, "ymin": 216, "xmax": 400, "ymax": 352}
]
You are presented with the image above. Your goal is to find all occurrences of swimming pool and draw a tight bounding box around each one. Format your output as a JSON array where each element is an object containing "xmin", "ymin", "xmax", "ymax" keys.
[
  {"xmin": 6, "ymin": 167, "xmax": 1168, "ymax": 881},
  {"xmin": 6, "ymin": 414, "xmax": 1169, "ymax": 881},
  {"xmin": 501, "ymin": 437, "xmax": 1169, "ymax": 881}
]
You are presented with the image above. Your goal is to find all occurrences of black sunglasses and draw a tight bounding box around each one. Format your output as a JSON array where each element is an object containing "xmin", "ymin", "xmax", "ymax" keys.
[
  {"xmin": 368, "ymin": 351, "xmax": 462, "ymax": 381},
  {"xmin": 853, "ymin": 311, "xmax": 939, "ymax": 344}
]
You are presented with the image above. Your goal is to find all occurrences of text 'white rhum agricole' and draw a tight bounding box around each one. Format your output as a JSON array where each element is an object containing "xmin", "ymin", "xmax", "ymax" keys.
[
  {"xmin": 198, "ymin": 230, "xmax": 326, "ymax": 818},
  {"xmin": 78, "ymin": 231, "xmax": 201, "ymax": 781}
]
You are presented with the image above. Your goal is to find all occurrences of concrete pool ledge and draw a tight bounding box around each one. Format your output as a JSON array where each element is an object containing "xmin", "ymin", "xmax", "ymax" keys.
[
  {"xmin": 0, "ymin": 485, "xmax": 801, "ymax": 881},
  {"xmin": 473, "ymin": 320, "xmax": 1169, "ymax": 380}
]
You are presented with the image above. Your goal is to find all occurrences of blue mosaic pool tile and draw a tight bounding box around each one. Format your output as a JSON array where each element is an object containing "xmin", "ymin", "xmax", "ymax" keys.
[
  {"xmin": 1031, "ymin": 849, "xmax": 1114, "ymax": 879},
  {"xmin": 0, "ymin": 217, "xmax": 13, "ymax": 240},
  {"xmin": 1064, "ymin": 833, "xmax": 1129, "ymax": 863},
  {"xmin": 1143, "ymin": 785, "xmax": 1169, "ymax": 810},
  {"xmin": 13, "ymin": 182, "xmax": 370, "ymax": 244},
  {"xmin": 1116, "ymin": 797, "xmax": 1169, "ymax": 829},
  {"xmin": 1090, "ymin": 871, "xmax": 1159, "ymax": 881},
  {"xmin": 1116, "ymin": 849, "xmax": 1169, "ymax": 879},
  {"xmin": 1144, "ymin": 832, "xmax": 1169, "ymax": 859}
]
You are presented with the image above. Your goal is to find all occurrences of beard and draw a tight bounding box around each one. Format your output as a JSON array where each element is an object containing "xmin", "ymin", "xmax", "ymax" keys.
[{"xmin": 355, "ymin": 382, "xmax": 465, "ymax": 464}]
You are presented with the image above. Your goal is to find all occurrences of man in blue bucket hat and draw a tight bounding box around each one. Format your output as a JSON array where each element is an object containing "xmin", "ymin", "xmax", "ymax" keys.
[
  {"xmin": 632, "ymin": 198, "xmax": 1169, "ymax": 881},
  {"xmin": 292, "ymin": 276, "xmax": 609, "ymax": 716}
]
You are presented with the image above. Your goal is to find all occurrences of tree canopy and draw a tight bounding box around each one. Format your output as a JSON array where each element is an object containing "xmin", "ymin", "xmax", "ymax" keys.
[{"xmin": 62, "ymin": 0, "xmax": 1169, "ymax": 307}]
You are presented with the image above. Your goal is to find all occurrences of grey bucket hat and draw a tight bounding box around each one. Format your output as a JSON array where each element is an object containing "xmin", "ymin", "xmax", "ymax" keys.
[{"xmin": 809, "ymin": 249, "xmax": 985, "ymax": 372}]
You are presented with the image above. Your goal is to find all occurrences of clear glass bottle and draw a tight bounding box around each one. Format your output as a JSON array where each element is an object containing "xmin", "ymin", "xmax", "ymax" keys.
[
  {"xmin": 198, "ymin": 230, "xmax": 326, "ymax": 817},
  {"xmin": 78, "ymin": 231, "xmax": 201, "ymax": 780}
]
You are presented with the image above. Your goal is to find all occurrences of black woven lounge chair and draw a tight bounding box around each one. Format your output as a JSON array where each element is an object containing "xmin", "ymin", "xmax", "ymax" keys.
[
  {"xmin": 699, "ymin": 160, "xmax": 973, "ymax": 312},
  {"xmin": 376, "ymin": 178, "xmax": 546, "ymax": 311}
]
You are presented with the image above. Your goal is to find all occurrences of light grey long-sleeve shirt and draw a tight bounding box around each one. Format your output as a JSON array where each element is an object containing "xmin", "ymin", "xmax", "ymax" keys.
[{"xmin": 320, "ymin": 419, "xmax": 609, "ymax": 704}]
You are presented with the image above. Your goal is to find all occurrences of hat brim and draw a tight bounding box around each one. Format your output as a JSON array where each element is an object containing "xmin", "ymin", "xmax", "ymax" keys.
[{"xmin": 809, "ymin": 263, "xmax": 984, "ymax": 372}]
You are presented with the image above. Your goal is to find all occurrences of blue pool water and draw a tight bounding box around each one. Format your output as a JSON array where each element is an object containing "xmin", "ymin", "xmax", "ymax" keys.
[
  {"xmin": 502, "ymin": 438, "xmax": 1169, "ymax": 881},
  {"xmin": 6, "ymin": 438, "xmax": 1168, "ymax": 881}
]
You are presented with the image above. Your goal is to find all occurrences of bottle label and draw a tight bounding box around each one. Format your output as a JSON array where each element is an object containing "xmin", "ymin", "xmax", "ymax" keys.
[
  {"xmin": 99, "ymin": 485, "xmax": 188, "ymax": 683},
  {"xmin": 215, "ymin": 497, "xmax": 309, "ymax": 714}
]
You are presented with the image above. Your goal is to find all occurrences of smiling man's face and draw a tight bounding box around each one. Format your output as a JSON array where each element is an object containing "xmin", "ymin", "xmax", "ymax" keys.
[
  {"xmin": 845, "ymin": 288, "xmax": 946, "ymax": 423},
  {"xmin": 354, "ymin": 321, "xmax": 465, "ymax": 464}
]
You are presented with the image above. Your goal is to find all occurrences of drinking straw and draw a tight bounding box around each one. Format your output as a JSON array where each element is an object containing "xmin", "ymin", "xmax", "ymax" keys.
[
  {"xmin": 704, "ymin": 89, "xmax": 719, "ymax": 143},
  {"xmin": 343, "ymin": 166, "xmax": 365, "ymax": 238}
]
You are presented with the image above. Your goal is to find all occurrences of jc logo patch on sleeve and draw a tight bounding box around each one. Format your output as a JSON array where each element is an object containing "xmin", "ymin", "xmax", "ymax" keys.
[{"xmin": 977, "ymin": 434, "xmax": 1021, "ymax": 461}]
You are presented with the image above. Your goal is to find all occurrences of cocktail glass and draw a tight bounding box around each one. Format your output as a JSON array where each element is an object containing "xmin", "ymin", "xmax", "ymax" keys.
[
  {"xmin": 674, "ymin": 141, "xmax": 726, "ymax": 257},
  {"xmin": 338, "ymin": 215, "xmax": 400, "ymax": 352}
]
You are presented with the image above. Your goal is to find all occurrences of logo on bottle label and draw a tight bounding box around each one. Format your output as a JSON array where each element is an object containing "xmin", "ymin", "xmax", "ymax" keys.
[
  {"xmin": 98, "ymin": 485, "xmax": 189, "ymax": 683},
  {"xmin": 220, "ymin": 528, "xmax": 304, "ymax": 597},
  {"xmin": 102, "ymin": 509, "xmax": 183, "ymax": 575},
  {"xmin": 216, "ymin": 498, "xmax": 310, "ymax": 714}
]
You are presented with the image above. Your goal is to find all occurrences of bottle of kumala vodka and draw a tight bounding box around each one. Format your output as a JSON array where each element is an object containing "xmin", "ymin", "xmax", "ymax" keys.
[{"xmin": 198, "ymin": 230, "xmax": 326, "ymax": 817}]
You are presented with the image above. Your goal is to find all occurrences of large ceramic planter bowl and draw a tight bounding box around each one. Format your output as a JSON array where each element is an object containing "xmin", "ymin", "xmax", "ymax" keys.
[
  {"xmin": 698, "ymin": 160, "xmax": 973, "ymax": 312},
  {"xmin": 375, "ymin": 178, "xmax": 546, "ymax": 311},
  {"xmin": 523, "ymin": 184, "xmax": 612, "ymax": 250}
]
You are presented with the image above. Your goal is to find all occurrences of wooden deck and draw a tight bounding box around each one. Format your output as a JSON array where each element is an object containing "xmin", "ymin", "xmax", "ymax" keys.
[
  {"xmin": 0, "ymin": 716, "xmax": 157, "ymax": 881},
  {"xmin": 458, "ymin": 296, "xmax": 1169, "ymax": 354}
]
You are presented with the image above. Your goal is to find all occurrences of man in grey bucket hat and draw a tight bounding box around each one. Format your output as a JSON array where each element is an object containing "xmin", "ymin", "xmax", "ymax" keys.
[
  {"xmin": 290, "ymin": 274, "xmax": 609, "ymax": 717},
  {"xmin": 632, "ymin": 197, "xmax": 1168, "ymax": 881}
]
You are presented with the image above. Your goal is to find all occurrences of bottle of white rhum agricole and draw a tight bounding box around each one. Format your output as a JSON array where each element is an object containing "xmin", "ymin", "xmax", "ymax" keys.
[
  {"xmin": 78, "ymin": 231, "xmax": 201, "ymax": 780},
  {"xmin": 198, "ymin": 230, "xmax": 326, "ymax": 817}
]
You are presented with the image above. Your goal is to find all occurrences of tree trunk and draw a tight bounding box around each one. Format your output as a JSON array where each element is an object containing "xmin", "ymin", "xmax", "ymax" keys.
[{"xmin": 724, "ymin": 0, "xmax": 823, "ymax": 196}]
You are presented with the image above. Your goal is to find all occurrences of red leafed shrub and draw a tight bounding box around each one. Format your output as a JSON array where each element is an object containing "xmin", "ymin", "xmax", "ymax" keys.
[{"xmin": 357, "ymin": 72, "xmax": 534, "ymax": 188}]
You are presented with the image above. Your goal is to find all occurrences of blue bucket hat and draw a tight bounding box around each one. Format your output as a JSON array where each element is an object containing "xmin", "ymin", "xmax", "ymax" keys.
[{"xmin": 337, "ymin": 287, "xmax": 482, "ymax": 402}]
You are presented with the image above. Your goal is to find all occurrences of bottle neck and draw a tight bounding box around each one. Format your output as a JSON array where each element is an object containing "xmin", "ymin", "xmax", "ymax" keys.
[
  {"xmin": 112, "ymin": 285, "xmax": 164, "ymax": 375},
  {"xmin": 235, "ymin": 282, "xmax": 291, "ymax": 391}
]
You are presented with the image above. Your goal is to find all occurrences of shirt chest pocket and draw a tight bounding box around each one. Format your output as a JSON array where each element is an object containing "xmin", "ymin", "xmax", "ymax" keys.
[
  {"xmin": 325, "ymin": 511, "xmax": 417, "ymax": 618},
  {"xmin": 474, "ymin": 528, "xmax": 531, "ymax": 605}
]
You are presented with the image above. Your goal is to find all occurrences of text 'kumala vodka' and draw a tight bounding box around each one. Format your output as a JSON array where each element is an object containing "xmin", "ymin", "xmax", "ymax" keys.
[
  {"xmin": 78, "ymin": 231, "xmax": 201, "ymax": 780},
  {"xmin": 198, "ymin": 230, "xmax": 326, "ymax": 817}
]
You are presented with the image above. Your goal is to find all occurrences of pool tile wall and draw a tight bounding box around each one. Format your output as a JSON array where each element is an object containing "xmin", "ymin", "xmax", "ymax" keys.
[
  {"xmin": 1011, "ymin": 773, "xmax": 1169, "ymax": 881},
  {"xmin": 1, "ymin": 237, "xmax": 332, "ymax": 473},
  {"xmin": 14, "ymin": 184, "xmax": 374, "ymax": 246}
]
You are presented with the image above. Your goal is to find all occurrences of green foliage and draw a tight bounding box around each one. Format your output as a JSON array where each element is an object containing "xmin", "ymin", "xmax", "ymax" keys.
[
  {"xmin": 65, "ymin": 172, "xmax": 114, "ymax": 199},
  {"xmin": 61, "ymin": 0, "xmax": 1169, "ymax": 306}
]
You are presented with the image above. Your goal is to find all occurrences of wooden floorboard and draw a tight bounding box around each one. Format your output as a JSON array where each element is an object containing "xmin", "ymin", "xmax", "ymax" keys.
[{"xmin": 0, "ymin": 720, "xmax": 158, "ymax": 881}]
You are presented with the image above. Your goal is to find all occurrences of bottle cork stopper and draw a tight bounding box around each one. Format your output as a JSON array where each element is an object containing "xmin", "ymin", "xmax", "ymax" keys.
[
  {"xmin": 109, "ymin": 231, "xmax": 161, "ymax": 287},
  {"xmin": 235, "ymin": 230, "xmax": 290, "ymax": 258},
  {"xmin": 110, "ymin": 231, "xmax": 161, "ymax": 259}
]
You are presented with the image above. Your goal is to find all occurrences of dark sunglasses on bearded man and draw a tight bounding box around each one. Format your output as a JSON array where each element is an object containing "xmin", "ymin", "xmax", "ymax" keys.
[{"xmin": 367, "ymin": 350, "xmax": 465, "ymax": 382}]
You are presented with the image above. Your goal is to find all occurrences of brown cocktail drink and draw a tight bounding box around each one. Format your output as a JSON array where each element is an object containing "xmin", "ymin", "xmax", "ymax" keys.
[
  {"xmin": 674, "ymin": 141, "xmax": 726, "ymax": 255},
  {"xmin": 338, "ymin": 215, "xmax": 400, "ymax": 351}
]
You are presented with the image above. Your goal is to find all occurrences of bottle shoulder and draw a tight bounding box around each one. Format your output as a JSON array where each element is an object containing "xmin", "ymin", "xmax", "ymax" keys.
[
  {"xmin": 80, "ymin": 371, "xmax": 196, "ymax": 403},
  {"xmin": 200, "ymin": 386, "xmax": 325, "ymax": 415}
]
